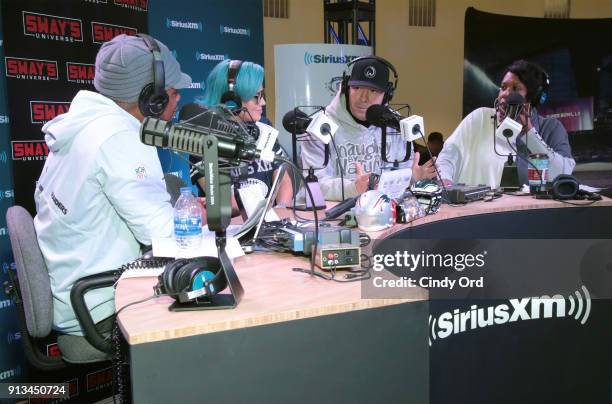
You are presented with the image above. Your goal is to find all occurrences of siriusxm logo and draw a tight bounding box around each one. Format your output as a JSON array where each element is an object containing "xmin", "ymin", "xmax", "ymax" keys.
[
  {"xmin": 0, "ymin": 115, "xmax": 9, "ymax": 124},
  {"xmin": 0, "ymin": 227, "xmax": 7, "ymax": 237},
  {"xmin": 0, "ymin": 299, "xmax": 12, "ymax": 309},
  {"xmin": 428, "ymin": 286, "xmax": 592, "ymax": 346},
  {"xmin": 0, "ymin": 189, "xmax": 14, "ymax": 200},
  {"xmin": 0, "ymin": 366, "xmax": 22, "ymax": 380},
  {"xmin": 195, "ymin": 52, "xmax": 228, "ymax": 62},
  {"xmin": 304, "ymin": 53, "xmax": 360, "ymax": 66},
  {"xmin": 7, "ymin": 331, "xmax": 21, "ymax": 344},
  {"xmin": 220, "ymin": 24, "xmax": 250, "ymax": 36},
  {"xmin": 166, "ymin": 18, "xmax": 202, "ymax": 31},
  {"xmin": 0, "ymin": 151, "xmax": 7, "ymax": 164},
  {"xmin": 188, "ymin": 81, "xmax": 205, "ymax": 90},
  {"xmin": 2, "ymin": 261, "xmax": 15, "ymax": 274}
]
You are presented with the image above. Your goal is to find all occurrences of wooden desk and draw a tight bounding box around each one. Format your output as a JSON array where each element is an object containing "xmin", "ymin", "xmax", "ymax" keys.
[
  {"xmin": 116, "ymin": 195, "xmax": 612, "ymax": 403},
  {"xmin": 117, "ymin": 245, "xmax": 429, "ymax": 403}
]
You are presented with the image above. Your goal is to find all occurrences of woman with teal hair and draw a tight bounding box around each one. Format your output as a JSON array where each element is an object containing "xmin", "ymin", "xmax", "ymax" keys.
[{"xmin": 190, "ymin": 59, "xmax": 293, "ymax": 212}]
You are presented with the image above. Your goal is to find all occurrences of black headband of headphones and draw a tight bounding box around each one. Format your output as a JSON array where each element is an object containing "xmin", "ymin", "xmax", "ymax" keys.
[
  {"xmin": 227, "ymin": 60, "xmax": 243, "ymax": 91},
  {"xmin": 137, "ymin": 33, "xmax": 165, "ymax": 98}
]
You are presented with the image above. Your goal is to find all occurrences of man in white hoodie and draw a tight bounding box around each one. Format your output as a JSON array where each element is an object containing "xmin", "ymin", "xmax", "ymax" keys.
[
  {"xmin": 33, "ymin": 34, "xmax": 192, "ymax": 335},
  {"xmin": 301, "ymin": 56, "xmax": 436, "ymax": 201}
]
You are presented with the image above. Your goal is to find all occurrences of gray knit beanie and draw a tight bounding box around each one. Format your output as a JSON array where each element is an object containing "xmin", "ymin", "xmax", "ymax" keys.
[{"xmin": 94, "ymin": 34, "xmax": 192, "ymax": 102}]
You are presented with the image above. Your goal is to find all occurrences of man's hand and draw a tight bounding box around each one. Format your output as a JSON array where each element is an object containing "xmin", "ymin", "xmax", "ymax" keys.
[
  {"xmin": 354, "ymin": 161, "xmax": 372, "ymax": 194},
  {"xmin": 518, "ymin": 103, "xmax": 534, "ymax": 135},
  {"xmin": 197, "ymin": 197, "xmax": 207, "ymax": 225},
  {"xmin": 411, "ymin": 152, "xmax": 437, "ymax": 181}
]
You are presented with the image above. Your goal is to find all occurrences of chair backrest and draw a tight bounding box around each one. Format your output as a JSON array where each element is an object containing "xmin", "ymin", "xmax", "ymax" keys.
[{"xmin": 6, "ymin": 205, "xmax": 53, "ymax": 338}]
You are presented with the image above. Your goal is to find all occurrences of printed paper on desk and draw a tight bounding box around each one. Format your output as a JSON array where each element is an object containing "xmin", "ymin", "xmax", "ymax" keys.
[
  {"xmin": 152, "ymin": 230, "xmax": 245, "ymax": 260},
  {"xmin": 378, "ymin": 168, "xmax": 412, "ymax": 200}
]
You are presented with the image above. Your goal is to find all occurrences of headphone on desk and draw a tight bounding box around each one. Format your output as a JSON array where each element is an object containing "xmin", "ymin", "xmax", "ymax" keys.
[
  {"xmin": 220, "ymin": 60, "xmax": 244, "ymax": 110},
  {"xmin": 341, "ymin": 56, "xmax": 398, "ymax": 105},
  {"xmin": 137, "ymin": 33, "xmax": 169, "ymax": 118},
  {"xmin": 551, "ymin": 174, "xmax": 602, "ymax": 201},
  {"xmin": 155, "ymin": 257, "xmax": 227, "ymax": 304}
]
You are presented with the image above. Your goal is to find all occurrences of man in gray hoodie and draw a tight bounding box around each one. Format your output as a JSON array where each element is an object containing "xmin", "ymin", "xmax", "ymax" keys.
[
  {"xmin": 34, "ymin": 34, "xmax": 191, "ymax": 335},
  {"xmin": 301, "ymin": 56, "xmax": 436, "ymax": 201}
]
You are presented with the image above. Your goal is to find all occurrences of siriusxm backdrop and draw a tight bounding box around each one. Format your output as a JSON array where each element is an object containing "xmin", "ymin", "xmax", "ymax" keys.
[
  {"xmin": 149, "ymin": 0, "xmax": 264, "ymax": 184},
  {"xmin": 0, "ymin": 0, "xmax": 264, "ymax": 395}
]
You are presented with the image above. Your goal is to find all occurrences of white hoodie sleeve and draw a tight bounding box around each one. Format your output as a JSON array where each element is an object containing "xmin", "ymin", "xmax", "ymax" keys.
[{"xmin": 96, "ymin": 130, "xmax": 174, "ymax": 245}]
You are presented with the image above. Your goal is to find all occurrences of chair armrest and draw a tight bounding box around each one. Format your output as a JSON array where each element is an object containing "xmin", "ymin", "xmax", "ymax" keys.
[{"xmin": 70, "ymin": 271, "xmax": 117, "ymax": 354}]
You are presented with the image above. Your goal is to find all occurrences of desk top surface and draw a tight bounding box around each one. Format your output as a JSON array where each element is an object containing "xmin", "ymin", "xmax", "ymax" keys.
[{"xmin": 116, "ymin": 195, "xmax": 611, "ymax": 345}]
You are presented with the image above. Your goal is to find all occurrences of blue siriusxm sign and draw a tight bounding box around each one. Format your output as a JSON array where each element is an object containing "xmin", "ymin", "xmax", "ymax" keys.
[
  {"xmin": 304, "ymin": 52, "xmax": 360, "ymax": 66},
  {"xmin": 188, "ymin": 80, "xmax": 206, "ymax": 90},
  {"xmin": 219, "ymin": 24, "xmax": 250, "ymax": 37},
  {"xmin": 166, "ymin": 18, "xmax": 203, "ymax": 31},
  {"xmin": 0, "ymin": 150, "xmax": 6, "ymax": 164},
  {"xmin": 194, "ymin": 51, "xmax": 228, "ymax": 62}
]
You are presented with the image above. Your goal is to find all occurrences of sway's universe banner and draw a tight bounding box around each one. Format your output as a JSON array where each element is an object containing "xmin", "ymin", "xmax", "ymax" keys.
[
  {"xmin": 0, "ymin": 0, "xmax": 146, "ymax": 397},
  {"xmin": 149, "ymin": 0, "xmax": 264, "ymax": 185}
]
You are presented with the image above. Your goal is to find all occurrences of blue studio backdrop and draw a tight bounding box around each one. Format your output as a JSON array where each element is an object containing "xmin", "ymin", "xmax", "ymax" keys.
[{"xmin": 149, "ymin": 0, "xmax": 264, "ymax": 185}]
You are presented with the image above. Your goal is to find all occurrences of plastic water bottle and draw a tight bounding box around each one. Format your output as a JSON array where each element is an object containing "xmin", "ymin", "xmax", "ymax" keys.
[{"xmin": 174, "ymin": 187, "xmax": 202, "ymax": 257}]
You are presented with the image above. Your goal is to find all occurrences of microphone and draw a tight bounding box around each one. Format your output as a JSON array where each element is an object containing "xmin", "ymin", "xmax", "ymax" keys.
[
  {"xmin": 282, "ymin": 108, "xmax": 338, "ymax": 145},
  {"xmin": 179, "ymin": 103, "xmax": 255, "ymax": 137},
  {"xmin": 504, "ymin": 91, "xmax": 524, "ymax": 122},
  {"xmin": 141, "ymin": 115, "xmax": 267, "ymax": 163},
  {"xmin": 282, "ymin": 109, "xmax": 311, "ymax": 134},
  {"xmin": 366, "ymin": 104, "xmax": 424, "ymax": 142},
  {"xmin": 305, "ymin": 112, "xmax": 338, "ymax": 145},
  {"xmin": 366, "ymin": 104, "xmax": 402, "ymax": 131},
  {"xmin": 495, "ymin": 91, "xmax": 524, "ymax": 143}
]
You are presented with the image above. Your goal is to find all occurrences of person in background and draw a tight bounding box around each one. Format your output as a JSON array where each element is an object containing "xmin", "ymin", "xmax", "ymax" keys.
[
  {"xmin": 436, "ymin": 59, "xmax": 575, "ymax": 188},
  {"xmin": 34, "ymin": 34, "xmax": 192, "ymax": 335},
  {"xmin": 300, "ymin": 56, "xmax": 436, "ymax": 201},
  {"xmin": 416, "ymin": 131, "xmax": 444, "ymax": 164},
  {"xmin": 189, "ymin": 59, "xmax": 293, "ymax": 212}
]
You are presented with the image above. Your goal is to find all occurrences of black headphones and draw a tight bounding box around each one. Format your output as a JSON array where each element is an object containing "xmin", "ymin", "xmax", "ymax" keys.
[
  {"xmin": 550, "ymin": 174, "xmax": 602, "ymax": 201},
  {"xmin": 155, "ymin": 257, "xmax": 228, "ymax": 304},
  {"xmin": 341, "ymin": 55, "xmax": 398, "ymax": 105},
  {"xmin": 551, "ymin": 174, "xmax": 578, "ymax": 200},
  {"xmin": 532, "ymin": 68, "xmax": 550, "ymax": 107},
  {"xmin": 220, "ymin": 60, "xmax": 244, "ymax": 109},
  {"xmin": 137, "ymin": 33, "xmax": 169, "ymax": 118}
]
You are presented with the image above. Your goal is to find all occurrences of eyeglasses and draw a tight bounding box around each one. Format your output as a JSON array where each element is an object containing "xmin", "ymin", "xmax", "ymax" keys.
[{"xmin": 253, "ymin": 90, "xmax": 266, "ymax": 103}]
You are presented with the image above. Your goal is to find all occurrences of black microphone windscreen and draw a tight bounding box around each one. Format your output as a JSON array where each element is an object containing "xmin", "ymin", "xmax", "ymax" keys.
[
  {"xmin": 179, "ymin": 103, "xmax": 208, "ymax": 123},
  {"xmin": 365, "ymin": 104, "xmax": 388, "ymax": 126},
  {"xmin": 282, "ymin": 109, "xmax": 310, "ymax": 134},
  {"xmin": 506, "ymin": 91, "xmax": 524, "ymax": 106}
]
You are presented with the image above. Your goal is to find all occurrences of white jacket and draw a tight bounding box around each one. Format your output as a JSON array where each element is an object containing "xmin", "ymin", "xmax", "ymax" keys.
[
  {"xmin": 34, "ymin": 90, "xmax": 174, "ymax": 335},
  {"xmin": 300, "ymin": 88, "xmax": 414, "ymax": 201},
  {"xmin": 436, "ymin": 107, "xmax": 575, "ymax": 188}
]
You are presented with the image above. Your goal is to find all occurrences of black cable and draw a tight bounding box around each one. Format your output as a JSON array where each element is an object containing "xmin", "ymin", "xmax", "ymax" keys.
[
  {"xmin": 110, "ymin": 257, "xmax": 173, "ymax": 404},
  {"xmin": 276, "ymin": 156, "xmax": 320, "ymax": 276},
  {"xmin": 329, "ymin": 135, "xmax": 346, "ymax": 202}
]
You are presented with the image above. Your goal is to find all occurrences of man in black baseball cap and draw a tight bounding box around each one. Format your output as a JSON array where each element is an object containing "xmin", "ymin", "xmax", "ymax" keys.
[{"xmin": 300, "ymin": 55, "xmax": 436, "ymax": 201}]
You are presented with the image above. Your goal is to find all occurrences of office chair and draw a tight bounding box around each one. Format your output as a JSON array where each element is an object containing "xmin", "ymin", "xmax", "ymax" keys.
[{"xmin": 5, "ymin": 205, "xmax": 114, "ymax": 370}]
